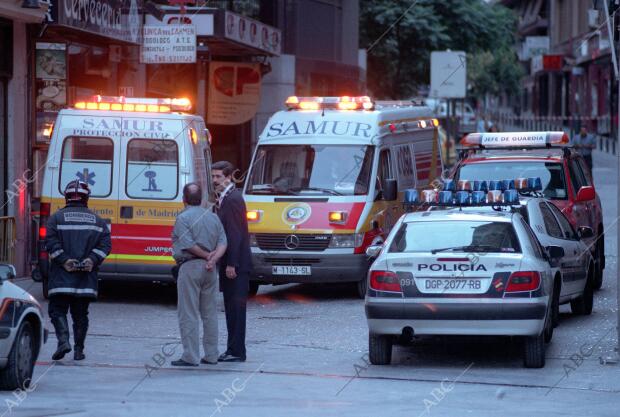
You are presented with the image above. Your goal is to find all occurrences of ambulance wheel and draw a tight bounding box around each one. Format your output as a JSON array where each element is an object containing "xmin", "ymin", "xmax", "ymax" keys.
[
  {"xmin": 248, "ymin": 281, "xmax": 260, "ymax": 297},
  {"xmin": 30, "ymin": 268, "xmax": 42, "ymax": 283},
  {"xmin": 355, "ymin": 278, "xmax": 367, "ymax": 299},
  {"xmin": 523, "ymin": 332, "xmax": 545, "ymax": 368},
  {"xmin": 369, "ymin": 333, "xmax": 392, "ymax": 365},
  {"xmin": 42, "ymin": 276, "xmax": 49, "ymax": 300}
]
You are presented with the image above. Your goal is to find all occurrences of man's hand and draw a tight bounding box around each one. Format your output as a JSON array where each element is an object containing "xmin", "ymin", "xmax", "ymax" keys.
[
  {"xmin": 82, "ymin": 258, "xmax": 94, "ymax": 272},
  {"xmin": 63, "ymin": 259, "xmax": 78, "ymax": 272},
  {"xmin": 206, "ymin": 258, "xmax": 216, "ymax": 271},
  {"xmin": 225, "ymin": 266, "xmax": 237, "ymax": 279}
]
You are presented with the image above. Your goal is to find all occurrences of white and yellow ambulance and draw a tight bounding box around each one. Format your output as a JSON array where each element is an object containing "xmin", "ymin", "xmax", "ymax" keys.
[
  {"xmin": 37, "ymin": 96, "xmax": 213, "ymax": 297},
  {"xmin": 244, "ymin": 96, "xmax": 443, "ymax": 297}
]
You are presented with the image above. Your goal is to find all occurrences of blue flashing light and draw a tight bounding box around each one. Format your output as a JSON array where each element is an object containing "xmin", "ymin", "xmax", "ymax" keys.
[
  {"xmin": 489, "ymin": 180, "xmax": 503, "ymax": 191},
  {"xmin": 471, "ymin": 191, "xmax": 486, "ymax": 203},
  {"xmin": 502, "ymin": 179, "xmax": 515, "ymax": 190},
  {"xmin": 455, "ymin": 191, "xmax": 470, "ymax": 204},
  {"xmin": 404, "ymin": 189, "xmax": 419, "ymax": 204},
  {"xmin": 504, "ymin": 189, "xmax": 519, "ymax": 203},
  {"xmin": 473, "ymin": 180, "xmax": 488, "ymax": 192},
  {"xmin": 438, "ymin": 191, "xmax": 453, "ymax": 204},
  {"xmin": 443, "ymin": 179, "xmax": 455, "ymax": 191},
  {"xmin": 527, "ymin": 177, "xmax": 543, "ymax": 191}
]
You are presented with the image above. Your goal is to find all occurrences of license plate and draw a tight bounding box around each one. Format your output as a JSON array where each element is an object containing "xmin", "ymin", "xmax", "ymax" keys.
[
  {"xmin": 416, "ymin": 278, "xmax": 487, "ymax": 294},
  {"xmin": 272, "ymin": 266, "xmax": 311, "ymax": 275}
]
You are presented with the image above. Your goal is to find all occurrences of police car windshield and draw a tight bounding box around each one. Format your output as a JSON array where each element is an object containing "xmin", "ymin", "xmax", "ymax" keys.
[
  {"xmin": 458, "ymin": 161, "xmax": 567, "ymax": 199},
  {"xmin": 389, "ymin": 221, "xmax": 521, "ymax": 253},
  {"xmin": 246, "ymin": 144, "xmax": 374, "ymax": 196}
]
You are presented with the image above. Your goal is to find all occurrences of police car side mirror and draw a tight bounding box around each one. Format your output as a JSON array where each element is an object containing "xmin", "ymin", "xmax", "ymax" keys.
[
  {"xmin": 0, "ymin": 264, "xmax": 16, "ymax": 284},
  {"xmin": 546, "ymin": 245, "xmax": 565, "ymax": 260},
  {"xmin": 381, "ymin": 179, "xmax": 397, "ymax": 201},
  {"xmin": 366, "ymin": 244, "xmax": 383, "ymax": 259},
  {"xmin": 577, "ymin": 226, "xmax": 594, "ymax": 239}
]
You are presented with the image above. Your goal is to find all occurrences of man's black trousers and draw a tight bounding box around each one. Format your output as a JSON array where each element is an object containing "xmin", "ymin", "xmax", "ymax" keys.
[
  {"xmin": 221, "ymin": 273, "xmax": 248, "ymax": 358},
  {"xmin": 48, "ymin": 295, "xmax": 91, "ymax": 349}
]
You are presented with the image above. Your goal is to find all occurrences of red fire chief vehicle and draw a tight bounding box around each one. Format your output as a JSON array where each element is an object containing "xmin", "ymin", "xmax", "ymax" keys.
[{"xmin": 451, "ymin": 131, "xmax": 605, "ymax": 289}]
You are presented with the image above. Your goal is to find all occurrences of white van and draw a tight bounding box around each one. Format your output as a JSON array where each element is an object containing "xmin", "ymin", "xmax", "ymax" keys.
[
  {"xmin": 243, "ymin": 96, "xmax": 443, "ymax": 297},
  {"xmin": 36, "ymin": 96, "xmax": 213, "ymax": 297}
]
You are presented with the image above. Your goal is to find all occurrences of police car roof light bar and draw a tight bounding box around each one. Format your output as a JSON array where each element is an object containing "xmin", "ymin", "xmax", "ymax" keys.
[{"xmin": 460, "ymin": 131, "xmax": 570, "ymax": 150}]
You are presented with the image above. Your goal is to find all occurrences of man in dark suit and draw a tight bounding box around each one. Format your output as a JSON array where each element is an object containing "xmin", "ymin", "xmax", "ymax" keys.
[{"xmin": 211, "ymin": 161, "xmax": 252, "ymax": 362}]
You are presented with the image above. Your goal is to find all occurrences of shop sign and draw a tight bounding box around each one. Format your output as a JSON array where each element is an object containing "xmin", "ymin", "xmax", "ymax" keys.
[
  {"xmin": 542, "ymin": 55, "xmax": 563, "ymax": 71},
  {"xmin": 207, "ymin": 62, "xmax": 261, "ymax": 125},
  {"xmin": 224, "ymin": 11, "xmax": 281, "ymax": 56},
  {"xmin": 522, "ymin": 36, "xmax": 549, "ymax": 60},
  {"xmin": 145, "ymin": 12, "xmax": 214, "ymax": 36},
  {"xmin": 140, "ymin": 24, "xmax": 196, "ymax": 63},
  {"xmin": 45, "ymin": 0, "xmax": 143, "ymax": 44},
  {"xmin": 35, "ymin": 42, "xmax": 67, "ymax": 144},
  {"xmin": 531, "ymin": 55, "xmax": 543, "ymax": 74}
]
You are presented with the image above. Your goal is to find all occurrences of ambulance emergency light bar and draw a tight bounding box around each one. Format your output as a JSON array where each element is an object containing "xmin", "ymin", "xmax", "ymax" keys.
[
  {"xmin": 73, "ymin": 96, "xmax": 192, "ymax": 113},
  {"xmin": 403, "ymin": 177, "xmax": 543, "ymax": 207},
  {"xmin": 460, "ymin": 131, "xmax": 570, "ymax": 149},
  {"xmin": 285, "ymin": 96, "xmax": 374, "ymax": 111}
]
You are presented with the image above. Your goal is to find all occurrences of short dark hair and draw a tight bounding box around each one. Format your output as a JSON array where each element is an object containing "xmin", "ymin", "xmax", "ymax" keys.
[
  {"xmin": 212, "ymin": 160, "xmax": 235, "ymax": 177},
  {"xmin": 183, "ymin": 182, "xmax": 202, "ymax": 206}
]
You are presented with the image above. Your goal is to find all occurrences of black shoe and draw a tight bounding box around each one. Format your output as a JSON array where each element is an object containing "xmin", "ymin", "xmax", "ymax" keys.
[
  {"xmin": 217, "ymin": 352, "xmax": 230, "ymax": 361},
  {"xmin": 51, "ymin": 317, "xmax": 71, "ymax": 360},
  {"xmin": 200, "ymin": 358, "xmax": 218, "ymax": 365},
  {"xmin": 171, "ymin": 359, "xmax": 198, "ymax": 367},
  {"xmin": 74, "ymin": 347, "xmax": 85, "ymax": 361},
  {"xmin": 52, "ymin": 342, "xmax": 72, "ymax": 361},
  {"xmin": 218, "ymin": 354, "xmax": 246, "ymax": 362}
]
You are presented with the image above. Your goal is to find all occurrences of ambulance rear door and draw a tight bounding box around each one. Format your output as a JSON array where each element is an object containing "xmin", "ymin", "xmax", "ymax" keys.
[
  {"xmin": 115, "ymin": 115, "xmax": 187, "ymax": 277},
  {"xmin": 55, "ymin": 112, "xmax": 120, "ymax": 274}
]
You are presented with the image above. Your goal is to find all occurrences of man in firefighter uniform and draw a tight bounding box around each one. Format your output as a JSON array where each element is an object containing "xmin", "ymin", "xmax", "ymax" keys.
[{"xmin": 45, "ymin": 180, "xmax": 111, "ymax": 361}]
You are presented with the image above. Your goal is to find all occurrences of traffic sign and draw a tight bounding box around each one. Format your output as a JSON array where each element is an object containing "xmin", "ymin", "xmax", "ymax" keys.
[{"xmin": 430, "ymin": 51, "xmax": 467, "ymax": 98}]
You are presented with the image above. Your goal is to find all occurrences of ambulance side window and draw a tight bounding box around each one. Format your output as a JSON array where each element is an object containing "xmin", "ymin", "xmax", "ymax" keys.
[
  {"xmin": 59, "ymin": 136, "xmax": 114, "ymax": 197},
  {"xmin": 126, "ymin": 139, "xmax": 178, "ymax": 200},
  {"xmin": 394, "ymin": 144, "xmax": 416, "ymax": 190},
  {"xmin": 377, "ymin": 148, "xmax": 393, "ymax": 191}
]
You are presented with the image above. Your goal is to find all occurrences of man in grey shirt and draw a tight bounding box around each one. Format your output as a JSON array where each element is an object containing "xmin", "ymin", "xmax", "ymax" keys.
[
  {"xmin": 171, "ymin": 182, "xmax": 227, "ymax": 366},
  {"xmin": 572, "ymin": 126, "xmax": 596, "ymax": 171}
]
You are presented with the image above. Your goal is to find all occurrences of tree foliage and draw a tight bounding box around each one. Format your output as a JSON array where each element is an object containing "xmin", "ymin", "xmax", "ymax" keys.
[{"xmin": 360, "ymin": 0, "xmax": 523, "ymax": 100}]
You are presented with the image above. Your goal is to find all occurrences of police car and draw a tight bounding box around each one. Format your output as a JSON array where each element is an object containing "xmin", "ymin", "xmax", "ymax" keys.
[
  {"xmin": 0, "ymin": 264, "xmax": 46, "ymax": 390},
  {"xmin": 434, "ymin": 179, "xmax": 596, "ymax": 327},
  {"xmin": 364, "ymin": 187, "xmax": 560, "ymax": 368},
  {"xmin": 453, "ymin": 131, "xmax": 605, "ymax": 289}
]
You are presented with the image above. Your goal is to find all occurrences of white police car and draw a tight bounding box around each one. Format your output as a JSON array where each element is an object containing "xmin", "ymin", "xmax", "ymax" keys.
[
  {"xmin": 364, "ymin": 187, "xmax": 561, "ymax": 368},
  {"xmin": 0, "ymin": 264, "xmax": 46, "ymax": 390}
]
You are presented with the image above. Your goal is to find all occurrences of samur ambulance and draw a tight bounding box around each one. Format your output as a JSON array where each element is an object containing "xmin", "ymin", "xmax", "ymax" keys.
[
  {"xmin": 243, "ymin": 96, "xmax": 443, "ymax": 297},
  {"xmin": 36, "ymin": 96, "xmax": 214, "ymax": 297}
]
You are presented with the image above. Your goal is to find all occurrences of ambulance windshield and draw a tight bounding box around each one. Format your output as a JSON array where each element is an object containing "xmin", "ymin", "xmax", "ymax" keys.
[{"xmin": 246, "ymin": 144, "xmax": 374, "ymax": 196}]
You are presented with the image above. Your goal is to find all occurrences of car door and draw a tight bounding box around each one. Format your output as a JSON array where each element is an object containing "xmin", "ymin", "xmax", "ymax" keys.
[
  {"xmin": 546, "ymin": 201, "xmax": 589, "ymax": 295},
  {"xmin": 567, "ymin": 157, "xmax": 592, "ymax": 230},
  {"xmin": 538, "ymin": 202, "xmax": 581, "ymax": 296}
]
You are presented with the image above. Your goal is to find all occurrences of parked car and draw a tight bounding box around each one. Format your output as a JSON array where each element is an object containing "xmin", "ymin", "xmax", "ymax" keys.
[
  {"xmin": 364, "ymin": 205, "xmax": 560, "ymax": 368},
  {"xmin": 0, "ymin": 264, "xmax": 47, "ymax": 390},
  {"xmin": 453, "ymin": 131, "xmax": 605, "ymax": 289}
]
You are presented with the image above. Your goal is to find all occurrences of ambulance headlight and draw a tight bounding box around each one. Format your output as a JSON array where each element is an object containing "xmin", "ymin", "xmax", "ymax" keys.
[
  {"xmin": 329, "ymin": 233, "xmax": 364, "ymax": 248},
  {"xmin": 249, "ymin": 234, "xmax": 258, "ymax": 247}
]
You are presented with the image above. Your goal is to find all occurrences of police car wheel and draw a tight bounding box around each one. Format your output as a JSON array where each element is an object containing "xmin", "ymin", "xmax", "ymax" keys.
[
  {"xmin": 369, "ymin": 333, "xmax": 392, "ymax": 365},
  {"xmin": 523, "ymin": 332, "xmax": 545, "ymax": 368},
  {"xmin": 355, "ymin": 279, "xmax": 367, "ymax": 299},
  {"xmin": 570, "ymin": 268, "xmax": 594, "ymax": 316},
  {"xmin": 0, "ymin": 321, "xmax": 35, "ymax": 390}
]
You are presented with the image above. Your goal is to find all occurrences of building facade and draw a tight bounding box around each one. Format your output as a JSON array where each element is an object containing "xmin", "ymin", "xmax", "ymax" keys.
[{"xmin": 504, "ymin": 0, "xmax": 617, "ymax": 152}]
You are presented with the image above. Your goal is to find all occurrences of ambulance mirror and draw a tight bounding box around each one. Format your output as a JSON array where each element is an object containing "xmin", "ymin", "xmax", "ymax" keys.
[{"xmin": 382, "ymin": 179, "xmax": 397, "ymax": 201}]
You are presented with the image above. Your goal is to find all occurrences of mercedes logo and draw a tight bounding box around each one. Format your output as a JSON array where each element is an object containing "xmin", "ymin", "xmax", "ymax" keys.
[{"xmin": 284, "ymin": 235, "xmax": 300, "ymax": 250}]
